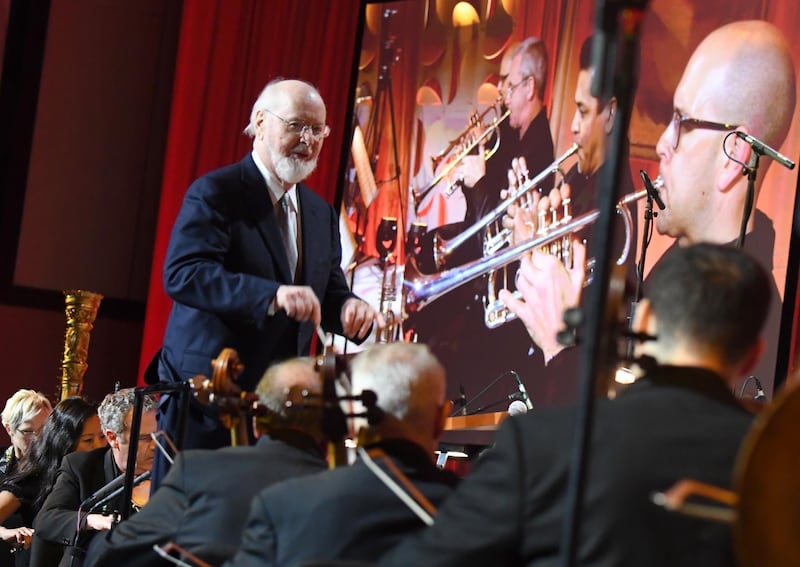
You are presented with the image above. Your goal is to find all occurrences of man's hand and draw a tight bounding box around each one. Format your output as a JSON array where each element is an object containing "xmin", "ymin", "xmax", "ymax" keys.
[
  {"xmin": 499, "ymin": 239, "xmax": 586, "ymax": 364},
  {"xmin": 341, "ymin": 298, "xmax": 386, "ymax": 340},
  {"xmin": 502, "ymin": 157, "xmax": 573, "ymax": 247},
  {"xmin": 455, "ymin": 148, "xmax": 487, "ymax": 189},
  {"xmin": 275, "ymin": 285, "xmax": 322, "ymax": 326},
  {"xmin": 85, "ymin": 513, "xmax": 116, "ymax": 532}
]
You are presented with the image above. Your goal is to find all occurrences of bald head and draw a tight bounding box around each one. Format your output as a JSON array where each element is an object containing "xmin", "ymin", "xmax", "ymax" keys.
[
  {"xmin": 256, "ymin": 357, "xmax": 321, "ymax": 419},
  {"xmin": 685, "ymin": 20, "xmax": 795, "ymax": 149},
  {"xmin": 244, "ymin": 79, "xmax": 326, "ymax": 137}
]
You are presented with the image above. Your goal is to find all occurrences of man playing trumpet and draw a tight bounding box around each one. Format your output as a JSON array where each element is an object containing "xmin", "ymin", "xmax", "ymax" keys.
[{"xmin": 497, "ymin": 36, "xmax": 636, "ymax": 403}]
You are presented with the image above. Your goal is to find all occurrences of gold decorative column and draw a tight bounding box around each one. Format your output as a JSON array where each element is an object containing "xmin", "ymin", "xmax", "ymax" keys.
[{"xmin": 60, "ymin": 290, "xmax": 103, "ymax": 400}]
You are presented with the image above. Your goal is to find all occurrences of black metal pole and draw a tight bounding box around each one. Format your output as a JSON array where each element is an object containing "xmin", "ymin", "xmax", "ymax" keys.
[
  {"xmin": 120, "ymin": 381, "xmax": 190, "ymax": 521},
  {"xmin": 559, "ymin": 2, "xmax": 649, "ymax": 565}
]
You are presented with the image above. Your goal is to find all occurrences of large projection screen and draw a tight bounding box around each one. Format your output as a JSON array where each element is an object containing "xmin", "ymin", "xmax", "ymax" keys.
[{"xmin": 337, "ymin": 0, "xmax": 800, "ymax": 411}]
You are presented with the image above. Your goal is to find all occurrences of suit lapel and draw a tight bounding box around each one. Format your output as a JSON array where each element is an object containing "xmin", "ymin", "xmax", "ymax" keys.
[
  {"xmin": 297, "ymin": 183, "xmax": 326, "ymax": 287},
  {"xmin": 239, "ymin": 155, "xmax": 293, "ymax": 283}
]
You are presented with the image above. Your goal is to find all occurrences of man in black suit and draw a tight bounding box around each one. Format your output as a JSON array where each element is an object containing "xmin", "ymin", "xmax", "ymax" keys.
[
  {"xmin": 32, "ymin": 389, "xmax": 158, "ymax": 567},
  {"xmin": 224, "ymin": 343, "xmax": 460, "ymax": 567},
  {"xmin": 84, "ymin": 357, "xmax": 328, "ymax": 567},
  {"xmin": 155, "ymin": 78, "xmax": 383, "ymax": 452},
  {"xmin": 380, "ymin": 243, "xmax": 770, "ymax": 566}
]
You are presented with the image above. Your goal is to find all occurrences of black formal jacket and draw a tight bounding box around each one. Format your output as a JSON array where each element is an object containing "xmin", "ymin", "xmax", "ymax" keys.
[
  {"xmin": 32, "ymin": 448, "xmax": 126, "ymax": 567},
  {"xmin": 158, "ymin": 153, "xmax": 358, "ymax": 394},
  {"xmin": 83, "ymin": 432, "xmax": 327, "ymax": 567},
  {"xmin": 380, "ymin": 366, "xmax": 754, "ymax": 567},
  {"xmin": 223, "ymin": 439, "xmax": 460, "ymax": 567}
]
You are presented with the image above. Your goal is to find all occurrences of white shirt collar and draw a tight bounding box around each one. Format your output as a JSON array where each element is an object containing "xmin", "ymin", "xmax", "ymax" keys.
[{"xmin": 251, "ymin": 150, "xmax": 297, "ymax": 209}]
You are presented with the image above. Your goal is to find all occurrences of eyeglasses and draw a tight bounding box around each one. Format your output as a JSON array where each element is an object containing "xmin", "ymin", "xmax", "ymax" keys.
[
  {"xmin": 670, "ymin": 109, "xmax": 738, "ymax": 150},
  {"xmin": 504, "ymin": 76, "xmax": 531, "ymax": 98},
  {"xmin": 264, "ymin": 109, "xmax": 330, "ymax": 140}
]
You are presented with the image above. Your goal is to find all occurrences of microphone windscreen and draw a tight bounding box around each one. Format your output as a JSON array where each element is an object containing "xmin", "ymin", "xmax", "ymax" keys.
[{"xmin": 508, "ymin": 400, "xmax": 528, "ymax": 416}]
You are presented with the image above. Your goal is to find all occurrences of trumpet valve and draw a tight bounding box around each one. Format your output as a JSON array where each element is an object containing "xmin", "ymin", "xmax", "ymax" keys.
[
  {"xmin": 536, "ymin": 209, "xmax": 548, "ymax": 237},
  {"xmin": 562, "ymin": 236, "xmax": 572, "ymax": 269},
  {"xmin": 562, "ymin": 197, "xmax": 572, "ymax": 223},
  {"xmin": 536, "ymin": 195, "xmax": 550, "ymax": 236}
]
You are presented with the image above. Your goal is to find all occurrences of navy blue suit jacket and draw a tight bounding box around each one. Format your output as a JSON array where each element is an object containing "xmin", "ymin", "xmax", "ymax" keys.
[{"xmin": 158, "ymin": 153, "xmax": 356, "ymax": 393}]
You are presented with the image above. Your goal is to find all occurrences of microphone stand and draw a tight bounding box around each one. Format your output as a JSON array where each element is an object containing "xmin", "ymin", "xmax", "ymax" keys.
[
  {"xmin": 735, "ymin": 151, "xmax": 759, "ymax": 249},
  {"xmin": 627, "ymin": 178, "xmax": 656, "ymax": 359},
  {"xmin": 452, "ymin": 370, "xmax": 519, "ymax": 417},
  {"xmin": 469, "ymin": 394, "xmax": 525, "ymax": 415}
]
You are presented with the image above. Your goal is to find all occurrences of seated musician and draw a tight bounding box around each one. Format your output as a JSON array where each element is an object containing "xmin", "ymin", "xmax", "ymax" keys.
[
  {"xmin": 84, "ymin": 358, "xmax": 328, "ymax": 567},
  {"xmin": 31, "ymin": 389, "xmax": 157, "ymax": 567},
  {"xmin": 223, "ymin": 343, "xmax": 460, "ymax": 567},
  {"xmin": 380, "ymin": 242, "xmax": 769, "ymax": 566}
]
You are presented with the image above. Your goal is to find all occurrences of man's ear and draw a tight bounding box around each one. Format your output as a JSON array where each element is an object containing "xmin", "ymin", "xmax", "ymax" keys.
[
  {"xmin": 604, "ymin": 98, "xmax": 618, "ymax": 134},
  {"xmin": 434, "ymin": 401, "xmax": 452, "ymax": 440},
  {"xmin": 718, "ymin": 127, "xmax": 753, "ymax": 192},
  {"xmin": 3, "ymin": 423, "xmax": 12, "ymax": 437},
  {"xmin": 738, "ymin": 337, "xmax": 765, "ymax": 377},
  {"xmin": 105, "ymin": 429, "xmax": 120, "ymax": 450},
  {"xmin": 254, "ymin": 109, "xmax": 267, "ymax": 138},
  {"xmin": 526, "ymin": 77, "xmax": 536, "ymax": 101}
]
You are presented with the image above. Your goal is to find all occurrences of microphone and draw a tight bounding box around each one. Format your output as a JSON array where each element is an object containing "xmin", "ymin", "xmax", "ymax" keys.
[
  {"xmin": 735, "ymin": 131, "xmax": 796, "ymax": 170},
  {"xmin": 511, "ymin": 372, "xmax": 534, "ymax": 411},
  {"xmin": 508, "ymin": 400, "xmax": 528, "ymax": 416},
  {"xmin": 752, "ymin": 377, "xmax": 766, "ymax": 402},
  {"xmin": 640, "ymin": 170, "xmax": 665, "ymax": 210},
  {"xmin": 507, "ymin": 391, "xmax": 526, "ymax": 402}
]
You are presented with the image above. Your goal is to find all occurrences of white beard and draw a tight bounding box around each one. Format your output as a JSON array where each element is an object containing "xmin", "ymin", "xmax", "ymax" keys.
[{"xmin": 270, "ymin": 146, "xmax": 318, "ymax": 185}]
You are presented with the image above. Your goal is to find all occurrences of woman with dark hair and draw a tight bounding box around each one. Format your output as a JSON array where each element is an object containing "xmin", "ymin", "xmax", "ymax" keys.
[{"xmin": 0, "ymin": 398, "xmax": 105, "ymax": 565}]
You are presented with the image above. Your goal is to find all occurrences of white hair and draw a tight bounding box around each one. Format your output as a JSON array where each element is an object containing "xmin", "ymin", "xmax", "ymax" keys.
[
  {"xmin": 350, "ymin": 343, "xmax": 445, "ymax": 424},
  {"xmin": 2, "ymin": 389, "xmax": 52, "ymax": 431},
  {"xmin": 242, "ymin": 77, "xmax": 322, "ymax": 137}
]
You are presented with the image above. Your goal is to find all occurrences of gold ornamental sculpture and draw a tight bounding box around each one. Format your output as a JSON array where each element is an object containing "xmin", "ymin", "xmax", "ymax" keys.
[{"xmin": 59, "ymin": 290, "xmax": 103, "ymax": 400}]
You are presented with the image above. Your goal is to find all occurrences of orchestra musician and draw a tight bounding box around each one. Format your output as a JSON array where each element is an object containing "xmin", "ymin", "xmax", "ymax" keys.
[
  {"xmin": 31, "ymin": 389, "xmax": 157, "ymax": 567},
  {"xmin": 224, "ymin": 343, "xmax": 459, "ymax": 567},
  {"xmin": 381, "ymin": 243, "xmax": 771, "ymax": 567},
  {"xmin": 84, "ymin": 358, "xmax": 328, "ymax": 567}
]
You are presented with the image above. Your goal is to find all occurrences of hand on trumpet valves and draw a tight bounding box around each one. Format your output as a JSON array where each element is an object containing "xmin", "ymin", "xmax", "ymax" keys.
[
  {"xmin": 499, "ymin": 239, "xmax": 586, "ymax": 365},
  {"xmin": 501, "ymin": 176, "xmax": 573, "ymax": 247},
  {"xmin": 341, "ymin": 297, "xmax": 386, "ymax": 341}
]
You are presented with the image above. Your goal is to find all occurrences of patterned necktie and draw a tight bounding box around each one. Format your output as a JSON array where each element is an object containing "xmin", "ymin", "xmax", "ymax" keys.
[{"xmin": 277, "ymin": 192, "xmax": 298, "ymax": 281}]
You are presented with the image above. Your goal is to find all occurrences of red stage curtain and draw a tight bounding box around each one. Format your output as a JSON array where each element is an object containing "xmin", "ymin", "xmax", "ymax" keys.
[{"xmin": 138, "ymin": 0, "xmax": 362, "ymax": 381}]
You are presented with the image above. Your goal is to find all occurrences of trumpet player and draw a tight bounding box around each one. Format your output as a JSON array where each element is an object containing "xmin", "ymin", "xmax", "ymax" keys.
[{"xmin": 457, "ymin": 36, "xmax": 556, "ymax": 226}]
